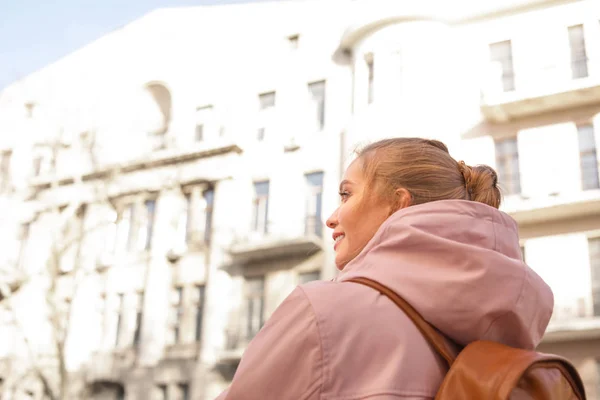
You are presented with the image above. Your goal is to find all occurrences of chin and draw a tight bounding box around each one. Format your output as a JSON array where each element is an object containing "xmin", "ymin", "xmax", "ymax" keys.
[{"xmin": 335, "ymin": 256, "xmax": 348, "ymax": 271}]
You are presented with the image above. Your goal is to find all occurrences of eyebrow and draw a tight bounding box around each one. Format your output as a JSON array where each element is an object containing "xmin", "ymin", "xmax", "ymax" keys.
[{"xmin": 339, "ymin": 180, "xmax": 354, "ymax": 191}]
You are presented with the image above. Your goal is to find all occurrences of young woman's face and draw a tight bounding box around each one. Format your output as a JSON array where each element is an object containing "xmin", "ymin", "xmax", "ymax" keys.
[{"xmin": 326, "ymin": 158, "xmax": 393, "ymax": 270}]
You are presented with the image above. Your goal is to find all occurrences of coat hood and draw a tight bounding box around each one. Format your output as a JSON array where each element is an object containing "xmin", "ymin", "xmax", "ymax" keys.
[{"xmin": 337, "ymin": 199, "xmax": 554, "ymax": 350}]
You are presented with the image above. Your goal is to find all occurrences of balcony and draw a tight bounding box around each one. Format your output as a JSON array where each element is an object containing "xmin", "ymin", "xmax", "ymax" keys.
[
  {"xmin": 543, "ymin": 303, "xmax": 600, "ymax": 343},
  {"xmin": 228, "ymin": 217, "xmax": 324, "ymax": 265},
  {"xmin": 29, "ymin": 142, "xmax": 242, "ymax": 191},
  {"xmin": 219, "ymin": 328, "xmax": 250, "ymax": 364},
  {"xmin": 85, "ymin": 349, "xmax": 136, "ymax": 383},
  {"xmin": 481, "ymin": 59, "xmax": 600, "ymax": 122},
  {"xmin": 502, "ymin": 188, "xmax": 600, "ymax": 227},
  {"xmin": 163, "ymin": 342, "xmax": 200, "ymax": 360}
]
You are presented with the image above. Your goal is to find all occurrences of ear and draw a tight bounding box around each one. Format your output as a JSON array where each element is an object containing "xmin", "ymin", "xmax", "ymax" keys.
[{"xmin": 393, "ymin": 188, "xmax": 412, "ymax": 211}]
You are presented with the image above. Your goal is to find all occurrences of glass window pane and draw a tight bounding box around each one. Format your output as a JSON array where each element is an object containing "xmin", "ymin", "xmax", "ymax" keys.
[
  {"xmin": 299, "ymin": 271, "xmax": 320, "ymax": 284},
  {"xmin": 305, "ymin": 171, "xmax": 324, "ymax": 187},
  {"xmin": 578, "ymin": 124, "xmax": 596, "ymax": 152},
  {"xmin": 254, "ymin": 181, "xmax": 269, "ymax": 196},
  {"xmin": 589, "ymin": 238, "xmax": 600, "ymax": 316},
  {"xmin": 259, "ymin": 92, "xmax": 275, "ymax": 109}
]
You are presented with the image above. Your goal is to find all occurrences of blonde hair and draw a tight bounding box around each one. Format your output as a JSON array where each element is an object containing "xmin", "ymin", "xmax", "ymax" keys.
[{"xmin": 356, "ymin": 138, "xmax": 501, "ymax": 210}]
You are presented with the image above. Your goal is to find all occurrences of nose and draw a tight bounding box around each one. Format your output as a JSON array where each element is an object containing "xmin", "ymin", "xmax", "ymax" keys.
[{"xmin": 326, "ymin": 208, "xmax": 339, "ymax": 229}]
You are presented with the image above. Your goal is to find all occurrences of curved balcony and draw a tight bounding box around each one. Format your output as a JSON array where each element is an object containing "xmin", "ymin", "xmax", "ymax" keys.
[
  {"xmin": 227, "ymin": 217, "xmax": 324, "ymax": 265},
  {"xmin": 85, "ymin": 349, "xmax": 136, "ymax": 384},
  {"xmin": 543, "ymin": 303, "xmax": 600, "ymax": 343},
  {"xmin": 481, "ymin": 59, "xmax": 600, "ymax": 122},
  {"xmin": 503, "ymin": 188, "xmax": 600, "ymax": 227}
]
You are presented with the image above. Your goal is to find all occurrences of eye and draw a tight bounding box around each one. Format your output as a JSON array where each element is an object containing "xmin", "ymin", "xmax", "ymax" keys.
[{"xmin": 338, "ymin": 191, "xmax": 351, "ymax": 201}]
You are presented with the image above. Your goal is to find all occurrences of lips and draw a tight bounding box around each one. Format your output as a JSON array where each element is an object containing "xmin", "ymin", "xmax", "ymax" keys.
[{"xmin": 333, "ymin": 233, "xmax": 345, "ymax": 251}]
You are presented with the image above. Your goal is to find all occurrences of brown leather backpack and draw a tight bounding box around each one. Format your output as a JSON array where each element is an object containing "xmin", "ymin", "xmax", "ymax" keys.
[{"xmin": 347, "ymin": 277, "xmax": 587, "ymax": 399}]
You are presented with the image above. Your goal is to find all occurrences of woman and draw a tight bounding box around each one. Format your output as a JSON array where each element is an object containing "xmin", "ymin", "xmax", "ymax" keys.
[{"xmin": 216, "ymin": 138, "xmax": 553, "ymax": 400}]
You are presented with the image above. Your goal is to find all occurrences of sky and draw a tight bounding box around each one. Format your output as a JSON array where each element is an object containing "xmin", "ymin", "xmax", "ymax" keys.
[{"xmin": 0, "ymin": 0, "xmax": 271, "ymax": 90}]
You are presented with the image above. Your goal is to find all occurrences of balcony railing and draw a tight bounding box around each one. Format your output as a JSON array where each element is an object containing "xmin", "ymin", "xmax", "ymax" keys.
[
  {"xmin": 542, "ymin": 299, "xmax": 600, "ymax": 342},
  {"xmin": 85, "ymin": 349, "xmax": 136, "ymax": 383},
  {"xmin": 480, "ymin": 58, "xmax": 600, "ymax": 121},
  {"xmin": 228, "ymin": 217, "xmax": 324, "ymax": 264},
  {"xmin": 218, "ymin": 327, "xmax": 253, "ymax": 364}
]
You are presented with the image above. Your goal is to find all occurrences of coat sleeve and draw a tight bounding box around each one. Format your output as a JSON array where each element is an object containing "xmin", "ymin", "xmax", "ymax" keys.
[{"xmin": 215, "ymin": 286, "xmax": 323, "ymax": 400}]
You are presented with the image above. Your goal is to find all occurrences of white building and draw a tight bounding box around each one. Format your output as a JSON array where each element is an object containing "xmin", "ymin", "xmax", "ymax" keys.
[{"xmin": 0, "ymin": 0, "xmax": 599, "ymax": 398}]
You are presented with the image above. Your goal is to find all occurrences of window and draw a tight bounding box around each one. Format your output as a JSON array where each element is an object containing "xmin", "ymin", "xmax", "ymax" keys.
[
  {"xmin": 305, "ymin": 172, "xmax": 324, "ymax": 236},
  {"xmin": 489, "ymin": 40, "xmax": 515, "ymax": 92},
  {"xmin": 568, "ymin": 25, "xmax": 588, "ymax": 79},
  {"xmin": 308, "ymin": 81, "xmax": 326, "ymax": 131},
  {"xmin": 590, "ymin": 238, "xmax": 600, "ymax": 316},
  {"xmin": 133, "ymin": 292, "xmax": 144, "ymax": 347},
  {"xmin": 195, "ymin": 105, "xmax": 214, "ymax": 142},
  {"xmin": 365, "ymin": 54, "xmax": 374, "ymax": 104},
  {"xmin": 157, "ymin": 384, "xmax": 168, "ymax": 400},
  {"xmin": 194, "ymin": 285, "xmax": 205, "ymax": 342},
  {"xmin": 0, "ymin": 150, "xmax": 12, "ymax": 192},
  {"xmin": 203, "ymin": 189, "xmax": 214, "ymax": 244},
  {"xmin": 252, "ymin": 181, "xmax": 270, "ymax": 234},
  {"xmin": 299, "ymin": 271, "xmax": 320, "ymax": 284},
  {"xmin": 114, "ymin": 198, "xmax": 157, "ymax": 253},
  {"xmin": 495, "ymin": 138, "xmax": 521, "ymax": 195},
  {"xmin": 258, "ymin": 92, "xmax": 276, "ymax": 141},
  {"xmin": 578, "ymin": 124, "xmax": 599, "ymax": 190},
  {"xmin": 168, "ymin": 287, "xmax": 184, "ymax": 345},
  {"xmin": 178, "ymin": 193, "xmax": 192, "ymax": 246},
  {"xmin": 245, "ymin": 277, "xmax": 265, "ymax": 340},
  {"xmin": 180, "ymin": 187, "xmax": 214, "ymax": 247},
  {"xmin": 176, "ymin": 383, "xmax": 190, "ymax": 400},
  {"xmin": 115, "ymin": 294, "xmax": 124, "ymax": 347},
  {"xmin": 139, "ymin": 199, "xmax": 156, "ymax": 250},
  {"xmin": 116, "ymin": 204, "xmax": 134, "ymax": 253}
]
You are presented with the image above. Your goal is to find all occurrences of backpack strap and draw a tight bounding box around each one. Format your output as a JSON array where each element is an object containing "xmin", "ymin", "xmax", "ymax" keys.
[{"xmin": 346, "ymin": 277, "xmax": 458, "ymax": 367}]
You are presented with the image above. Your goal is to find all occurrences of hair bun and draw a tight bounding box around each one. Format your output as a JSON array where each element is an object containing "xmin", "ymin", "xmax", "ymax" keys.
[{"xmin": 458, "ymin": 161, "xmax": 502, "ymax": 209}]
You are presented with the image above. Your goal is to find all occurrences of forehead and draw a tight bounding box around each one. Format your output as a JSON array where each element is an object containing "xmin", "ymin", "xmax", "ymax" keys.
[{"xmin": 343, "ymin": 158, "xmax": 365, "ymax": 182}]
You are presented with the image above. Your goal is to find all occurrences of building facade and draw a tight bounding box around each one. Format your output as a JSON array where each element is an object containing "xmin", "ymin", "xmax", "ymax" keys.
[{"xmin": 0, "ymin": 0, "xmax": 599, "ymax": 398}]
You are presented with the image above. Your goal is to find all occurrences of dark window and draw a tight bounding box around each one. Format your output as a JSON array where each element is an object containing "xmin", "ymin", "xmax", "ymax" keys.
[
  {"xmin": 299, "ymin": 271, "xmax": 321, "ymax": 284},
  {"xmin": 133, "ymin": 292, "xmax": 144, "ymax": 347},
  {"xmin": 568, "ymin": 25, "xmax": 588, "ymax": 79},
  {"xmin": 578, "ymin": 124, "xmax": 599, "ymax": 190},
  {"xmin": 194, "ymin": 285, "xmax": 205, "ymax": 342},
  {"xmin": 245, "ymin": 277, "xmax": 265, "ymax": 340},
  {"xmin": 258, "ymin": 92, "xmax": 276, "ymax": 141},
  {"xmin": 143, "ymin": 199, "xmax": 156, "ymax": 250},
  {"xmin": 115, "ymin": 294, "xmax": 124, "ymax": 347},
  {"xmin": 252, "ymin": 181, "xmax": 270, "ymax": 233},
  {"xmin": 172, "ymin": 287, "xmax": 183, "ymax": 344},
  {"xmin": 204, "ymin": 189, "xmax": 214, "ymax": 244},
  {"xmin": 589, "ymin": 238, "xmax": 600, "ymax": 316},
  {"xmin": 489, "ymin": 40, "xmax": 515, "ymax": 92},
  {"xmin": 158, "ymin": 384, "xmax": 168, "ymax": 400},
  {"xmin": 495, "ymin": 138, "xmax": 521, "ymax": 195},
  {"xmin": 308, "ymin": 81, "xmax": 326, "ymax": 130},
  {"xmin": 305, "ymin": 172, "xmax": 324, "ymax": 236}
]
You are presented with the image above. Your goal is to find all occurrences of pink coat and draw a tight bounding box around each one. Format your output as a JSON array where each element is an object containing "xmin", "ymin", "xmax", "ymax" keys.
[{"xmin": 216, "ymin": 200, "xmax": 554, "ymax": 400}]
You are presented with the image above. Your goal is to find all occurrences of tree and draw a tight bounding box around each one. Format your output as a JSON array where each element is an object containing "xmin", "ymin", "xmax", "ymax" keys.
[{"xmin": 0, "ymin": 125, "xmax": 120, "ymax": 400}]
